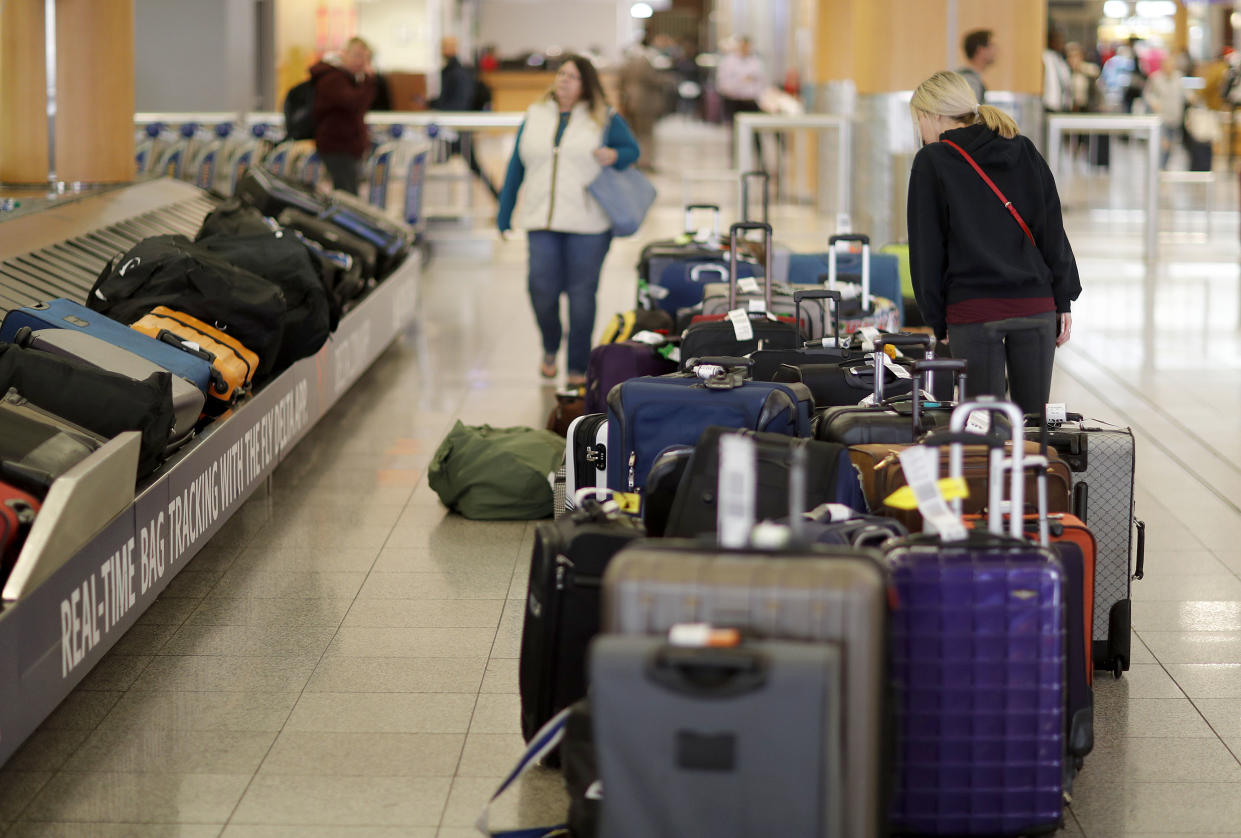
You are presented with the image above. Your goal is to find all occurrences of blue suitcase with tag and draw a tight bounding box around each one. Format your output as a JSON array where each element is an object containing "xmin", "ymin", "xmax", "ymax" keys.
[
  {"xmin": 604, "ymin": 357, "xmax": 813, "ymax": 493},
  {"xmin": 0, "ymin": 298, "xmax": 217, "ymax": 394},
  {"xmin": 786, "ymin": 247, "xmax": 904, "ymax": 324}
]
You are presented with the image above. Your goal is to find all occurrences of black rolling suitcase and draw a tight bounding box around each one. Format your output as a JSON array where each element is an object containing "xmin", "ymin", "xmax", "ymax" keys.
[
  {"xmin": 278, "ymin": 208, "xmax": 380, "ymax": 281},
  {"xmin": 518, "ymin": 496, "xmax": 645, "ymax": 751}
]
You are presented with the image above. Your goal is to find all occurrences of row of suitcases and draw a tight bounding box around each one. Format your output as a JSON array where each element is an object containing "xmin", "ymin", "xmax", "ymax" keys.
[
  {"xmin": 497, "ymin": 213, "xmax": 1144, "ymax": 837},
  {"xmin": 0, "ymin": 169, "xmax": 416, "ymax": 590}
]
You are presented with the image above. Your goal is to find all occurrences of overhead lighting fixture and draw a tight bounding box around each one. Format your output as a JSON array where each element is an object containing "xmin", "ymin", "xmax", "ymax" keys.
[
  {"xmin": 631, "ymin": 2, "xmax": 653, "ymax": 19},
  {"xmin": 1103, "ymin": 1, "xmax": 1130, "ymax": 18},
  {"xmin": 1135, "ymin": 1, "xmax": 1176, "ymax": 17}
]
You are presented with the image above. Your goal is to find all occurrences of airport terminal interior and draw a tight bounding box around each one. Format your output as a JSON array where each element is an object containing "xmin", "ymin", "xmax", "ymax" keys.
[{"xmin": 3, "ymin": 0, "xmax": 1241, "ymax": 836}]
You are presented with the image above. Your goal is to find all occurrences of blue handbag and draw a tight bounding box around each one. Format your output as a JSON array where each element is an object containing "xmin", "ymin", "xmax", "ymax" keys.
[{"xmin": 587, "ymin": 116, "xmax": 656, "ymax": 237}]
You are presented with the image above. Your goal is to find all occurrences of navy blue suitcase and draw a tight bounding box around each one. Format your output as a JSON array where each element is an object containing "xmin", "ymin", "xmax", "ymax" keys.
[
  {"xmin": 604, "ymin": 358, "xmax": 813, "ymax": 493},
  {"xmin": 884, "ymin": 400, "xmax": 1068, "ymax": 837},
  {"xmin": 0, "ymin": 298, "xmax": 216, "ymax": 395}
]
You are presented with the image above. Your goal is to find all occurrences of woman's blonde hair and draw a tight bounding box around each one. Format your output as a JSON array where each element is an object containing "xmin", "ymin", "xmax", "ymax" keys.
[{"xmin": 910, "ymin": 71, "xmax": 1020, "ymax": 139}]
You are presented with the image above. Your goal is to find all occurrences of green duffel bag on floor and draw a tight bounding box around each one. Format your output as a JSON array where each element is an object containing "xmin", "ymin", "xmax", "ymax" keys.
[{"xmin": 428, "ymin": 421, "xmax": 566, "ymax": 520}]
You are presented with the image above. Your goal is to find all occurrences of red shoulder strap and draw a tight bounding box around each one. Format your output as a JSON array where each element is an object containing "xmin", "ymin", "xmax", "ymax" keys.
[{"xmin": 941, "ymin": 139, "xmax": 1037, "ymax": 248}]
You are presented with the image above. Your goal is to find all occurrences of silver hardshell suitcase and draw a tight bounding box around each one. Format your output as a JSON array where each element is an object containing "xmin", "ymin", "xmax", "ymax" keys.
[
  {"xmin": 1029, "ymin": 414, "xmax": 1144, "ymax": 675},
  {"xmin": 591, "ymin": 635, "xmax": 842, "ymax": 838},
  {"xmin": 602, "ymin": 547, "xmax": 887, "ymax": 838}
]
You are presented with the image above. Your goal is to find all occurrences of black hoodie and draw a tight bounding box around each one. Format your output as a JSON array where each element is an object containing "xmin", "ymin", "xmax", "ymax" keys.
[{"xmin": 907, "ymin": 123, "xmax": 1081, "ymax": 340}]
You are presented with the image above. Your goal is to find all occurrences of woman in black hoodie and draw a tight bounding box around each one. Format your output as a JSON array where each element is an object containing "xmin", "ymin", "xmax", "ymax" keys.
[{"xmin": 907, "ymin": 71, "xmax": 1081, "ymax": 414}]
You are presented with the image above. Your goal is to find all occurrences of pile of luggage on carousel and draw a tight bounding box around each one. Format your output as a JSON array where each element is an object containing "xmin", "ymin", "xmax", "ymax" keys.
[
  {"xmin": 486, "ymin": 198, "xmax": 1145, "ymax": 838},
  {"xmin": 0, "ymin": 168, "xmax": 414, "ymax": 586}
]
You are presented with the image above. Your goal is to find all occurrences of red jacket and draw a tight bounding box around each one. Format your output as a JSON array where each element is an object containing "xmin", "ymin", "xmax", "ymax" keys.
[{"xmin": 310, "ymin": 61, "xmax": 376, "ymax": 157}]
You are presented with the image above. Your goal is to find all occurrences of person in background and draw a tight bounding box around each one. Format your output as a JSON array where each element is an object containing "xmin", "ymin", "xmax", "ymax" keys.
[
  {"xmin": 431, "ymin": 36, "xmax": 499, "ymax": 199},
  {"xmin": 906, "ymin": 71, "xmax": 1080, "ymax": 415},
  {"xmin": 310, "ymin": 37, "xmax": 376, "ymax": 194},
  {"xmin": 497, "ymin": 55, "xmax": 640, "ymax": 386},
  {"xmin": 958, "ymin": 29, "xmax": 995, "ymax": 104},
  {"xmin": 1144, "ymin": 51, "xmax": 1189, "ymax": 167},
  {"xmin": 1043, "ymin": 29, "xmax": 1072, "ymax": 115},
  {"xmin": 716, "ymin": 36, "xmax": 766, "ymax": 161},
  {"xmin": 618, "ymin": 43, "xmax": 665, "ymax": 172},
  {"xmin": 478, "ymin": 44, "xmax": 500, "ymax": 74}
]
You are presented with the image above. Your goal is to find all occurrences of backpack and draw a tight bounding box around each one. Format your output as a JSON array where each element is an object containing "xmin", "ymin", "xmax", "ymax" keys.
[
  {"xmin": 284, "ymin": 79, "xmax": 316, "ymax": 141},
  {"xmin": 471, "ymin": 72, "xmax": 493, "ymax": 111}
]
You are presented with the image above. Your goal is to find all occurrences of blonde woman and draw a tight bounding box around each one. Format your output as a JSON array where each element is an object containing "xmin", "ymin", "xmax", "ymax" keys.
[
  {"xmin": 907, "ymin": 71, "xmax": 1080, "ymax": 414},
  {"xmin": 497, "ymin": 55, "xmax": 640, "ymax": 386}
]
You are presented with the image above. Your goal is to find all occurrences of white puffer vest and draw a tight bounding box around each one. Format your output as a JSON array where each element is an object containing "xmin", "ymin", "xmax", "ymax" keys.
[{"xmin": 513, "ymin": 98, "xmax": 610, "ymax": 234}]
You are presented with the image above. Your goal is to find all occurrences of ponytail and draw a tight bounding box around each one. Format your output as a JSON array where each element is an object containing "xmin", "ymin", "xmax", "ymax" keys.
[{"xmin": 977, "ymin": 104, "xmax": 1020, "ymax": 139}]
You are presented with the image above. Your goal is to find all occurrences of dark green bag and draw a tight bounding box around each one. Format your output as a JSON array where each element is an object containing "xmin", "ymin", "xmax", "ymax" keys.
[{"xmin": 428, "ymin": 421, "xmax": 566, "ymax": 520}]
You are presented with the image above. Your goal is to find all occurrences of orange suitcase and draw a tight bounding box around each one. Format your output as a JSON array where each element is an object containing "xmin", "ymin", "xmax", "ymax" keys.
[{"xmin": 130, "ymin": 306, "xmax": 258, "ymax": 404}]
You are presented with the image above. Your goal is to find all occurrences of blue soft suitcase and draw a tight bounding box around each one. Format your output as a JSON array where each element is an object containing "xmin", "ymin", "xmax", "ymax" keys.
[
  {"xmin": 786, "ymin": 247, "xmax": 905, "ymax": 324},
  {"xmin": 0, "ymin": 299, "xmax": 216, "ymax": 395},
  {"xmin": 604, "ymin": 358, "xmax": 813, "ymax": 493},
  {"xmin": 649, "ymin": 258, "xmax": 759, "ymax": 319},
  {"xmin": 884, "ymin": 400, "xmax": 1068, "ymax": 837}
]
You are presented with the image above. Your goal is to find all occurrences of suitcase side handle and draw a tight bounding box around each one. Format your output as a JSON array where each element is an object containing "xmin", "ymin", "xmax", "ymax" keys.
[
  {"xmin": 646, "ymin": 645, "xmax": 770, "ymax": 698},
  {"xmin": 156, "ymin": 329, "xmax": 217, "ymax": 363}
]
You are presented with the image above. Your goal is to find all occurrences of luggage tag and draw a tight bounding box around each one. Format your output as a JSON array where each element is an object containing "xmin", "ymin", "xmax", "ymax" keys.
[
  {"xmin": 897, "ymin": 446, "xmax": 967, "ymax": 541},
  {"xmin": 645, "ymin": 283, "xmax": 670, "ymax": 300},
  {"xmin": 726, "ymin": 308, "xmax": 754, "ymax": 341},
  {"xmin": 717, "ymin": 433, "xmax": 756, "ymax": 549},
  {"xmin": 668, "ymin": 623, "xmax": 742, "ymax": 647},
  {"xmin": 965, "ymin": 411, "xmax": 991, "ymax": 434},
  {"xmin": 737, "ymin": 277, "xmax": 761, "ymax": 295},
  {"xmin": 657, "ymin": 344, "xmax": 681, "ymax": 363},
  {"xmin": 630, "ymin": 330, "xmax": 666, "ymax": 346},
  {"xmin": 807, "ymin": 502, "xmax": 859, "ymax": 522},
  {"xmin": 1046, "ymin": 402, "xmax": 1068, "ymax": 423}
]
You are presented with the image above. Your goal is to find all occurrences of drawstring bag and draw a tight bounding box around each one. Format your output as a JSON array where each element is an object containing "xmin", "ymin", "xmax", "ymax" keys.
[{"xmin": 429, "ymin": 421, "xmax": 566, "ymax": 520}]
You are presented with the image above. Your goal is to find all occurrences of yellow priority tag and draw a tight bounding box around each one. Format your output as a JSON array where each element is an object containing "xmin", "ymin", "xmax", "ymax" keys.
[
  {"xmin": 611, "ymin": 492, "xmax": 643, "ymax": 516},
  {"xmin": 882, "ymin": 477, "xmax": 970, "ymax": 510}
]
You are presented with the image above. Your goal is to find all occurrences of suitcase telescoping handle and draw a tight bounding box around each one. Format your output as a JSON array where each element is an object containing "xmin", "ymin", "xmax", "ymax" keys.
[
  {"xmin": 872, "ymin": 333, "xmax": 931, "ymax": 403},
  {"xmin": 683, "ymin": 203, "xmax": 721, "ymax": 237},
  {"xmin": 794, "ymin": 288, "xmax": 842, "ymax": 349},
  {"xmin": 740, "ymin": 170, "xmax": 770, "ymax": 224},
  {"xmin": 827, "ymin": 233, "xmax": 871, "ymax": 312},
  {"xmin": 920, "ymin": 427, "xmax": 1005, "ymax": 525},
  {"xmin": 949, "ymin": 397, "xmax": 1027, "ymax": 538},
  {"xmin": 728, "ymin": 221, "xmax": 773, "ymax": 311},
  {"xmin": 911, "ymin": 358, "xmax": 967, "ymax": 434},
  {"xmin": 647, "ymin": 645, "xmax": 770, "ymax": 697}
]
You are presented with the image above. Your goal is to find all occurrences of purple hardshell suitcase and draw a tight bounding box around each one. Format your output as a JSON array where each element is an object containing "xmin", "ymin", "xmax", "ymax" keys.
[
  {"xmin": 584, "ymin": 341, "xmax": 677, "ymax": 416},
  {"xmin": 885, "ymin": 399, "xmax": 1068, "ymax": 836}
]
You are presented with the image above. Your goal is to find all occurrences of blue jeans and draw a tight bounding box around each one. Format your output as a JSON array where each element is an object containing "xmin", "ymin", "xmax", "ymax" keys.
[{"xmin": 527, "ymin": 230, "xmax": 612, "ymax": 375}]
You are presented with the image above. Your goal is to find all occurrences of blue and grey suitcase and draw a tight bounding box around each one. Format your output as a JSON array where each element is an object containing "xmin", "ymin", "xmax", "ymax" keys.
[
  {"xmin": 604, "ymin": 358, "xmax": 812, "ymax": 493},
  {"xmin": 0, "ymin": 298, "xmax": 216, "ymax": 395},
  {"xmin": 885, "ymin": 400, "xmax": 1068, "ymax": 836}
]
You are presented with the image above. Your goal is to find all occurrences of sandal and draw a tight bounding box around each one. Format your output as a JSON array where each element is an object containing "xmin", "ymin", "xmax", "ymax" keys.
[
  {"xmin": 539, "ymin": 355, "xmax": 557, "ymax": 379},
  {"xmin": 566, "ymin": 373, "xmax": 587, "ymax": 388}
]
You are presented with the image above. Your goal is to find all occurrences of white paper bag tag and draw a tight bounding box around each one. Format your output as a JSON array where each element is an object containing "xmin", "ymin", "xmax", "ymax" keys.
[
  {"xmin": 898, "ymin": 446, "xmax": 966, "ymax": 541},
  {"xmin": 718, "ymin": 434, "xmax": 756, "ymax": 548},
  {"xmin": 748, "ymin": 299, "xmax": 767, "ymax": 313},
  {"xmin": 1046, "ymin": 403, "xmax": 1068, "ymax": 423},
  {"xmin": 666, "ymin": 346, "xmax": 681, "ymax": 363},
  {"xmin": 811, "ymin": 502, "xmax": 857, "ymax": 522},
  {"xmin": 965, "ymin": 411, "xmax": 991, "ymax": 434},
  {"xmin": 647, "ymin": 284, "xmax": 670, "ymax": 300},
  {"xmin": 882, "ymin": 355, "xmax": 911, "ymax": 379},
  {"xmin": 630, "ymin": 330, "xmax": 665, "ymax": 346},
  {"xmin": 738, "ymin": 277, "xmax": 761, "ymax": 295},
  {"xmin": 727, "ymin": 309, "xmax": 753, "ymax": 341}
]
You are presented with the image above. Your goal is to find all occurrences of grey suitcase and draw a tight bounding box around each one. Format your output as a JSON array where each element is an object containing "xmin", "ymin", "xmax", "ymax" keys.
[
  {"xmin": 1028, "ymin": 413, "xmax": 1144, "ymax": 675},
  {"xmin": 16, "ymin": 327, "xmax": 204, "ymax": 451},
  {"xmin": 602, "ymin": 547, "xmax": 887, "ymax": 838},
  {"xmin": 591, "ymin": 635, "xmax": 842, "ymax": 838}
]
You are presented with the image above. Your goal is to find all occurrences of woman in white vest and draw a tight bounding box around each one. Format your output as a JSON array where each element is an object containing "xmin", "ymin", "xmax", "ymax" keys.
[{"xmin": 497, "ymin": 54, "xmax": 641, "ymax": 386}]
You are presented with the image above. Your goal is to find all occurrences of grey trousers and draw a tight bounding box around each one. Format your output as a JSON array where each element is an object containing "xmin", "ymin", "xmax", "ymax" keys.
[{"xmin": 946, "ymin": 312, "xmax": 1057, "ymax": 416}]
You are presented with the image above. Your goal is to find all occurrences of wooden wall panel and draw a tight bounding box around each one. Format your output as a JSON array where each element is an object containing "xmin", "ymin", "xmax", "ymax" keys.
[
  {"xmin": 0, "ymin": 1, "xmax": 50, "ymax": 183},
  {"xmin": 956, "ymin": 0, "xmax": 1046, "ymax": 95},
  {"xmin": 55, "ymin": 0, "xmax": 135, "ymax": 183}
]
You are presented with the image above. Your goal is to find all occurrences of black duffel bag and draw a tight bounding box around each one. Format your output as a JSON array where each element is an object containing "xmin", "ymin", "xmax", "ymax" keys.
[
  {"xmin": 195, "ymin": 197, "xmax": 278, "ymax": 240},
  {"xmin": 0, "ymin": 343, "xmax": 176, "ymax": 479},
  {"xmin": 196, "ymin": 230, "xmax": 333, "ymax": 373},
  {"xmin": 87, "ymin": 234, "xmax": 287, "ymax": 381}
]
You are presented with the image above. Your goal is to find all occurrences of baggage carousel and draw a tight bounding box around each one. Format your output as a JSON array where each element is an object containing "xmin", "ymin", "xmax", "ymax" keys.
[{"xmin": 0, "ymin": 178, "xmax": 420, "ymax": 766}]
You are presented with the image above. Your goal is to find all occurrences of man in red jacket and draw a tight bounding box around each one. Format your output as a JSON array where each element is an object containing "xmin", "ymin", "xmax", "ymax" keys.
[{"xmin": 310, "ymin": 37, "xmax": 376, "ymax": 194}]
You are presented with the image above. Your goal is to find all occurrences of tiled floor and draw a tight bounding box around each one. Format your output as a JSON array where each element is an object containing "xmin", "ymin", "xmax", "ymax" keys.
[{"xmin": 2, "ymin": 118, "xmax": 1241, "ymax": 836}]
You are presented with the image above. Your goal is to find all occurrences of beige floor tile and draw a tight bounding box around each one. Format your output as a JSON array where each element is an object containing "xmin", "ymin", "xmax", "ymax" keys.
[
  {"xmin": 1071, "ymin": 781, "xmax": 1241, "ymax": 835},
  {"xmin": 480, "ymin": 658, "xmax": 519, "ymax": 694},
  {"xmin": 260, "ymin": 731, "xmax": 464, "ymax": 776},
  {"xmin": 440, "ymin": 771, "xmax": 566, "ymax": 829},
  {"xmin": 162, "ymin": 571, "xmax": 224, "ymax": 599},
  {"xmin": 211, "ymin": 569, "xmax": 368, "ymax": 600},
  {"xmin": 1078, "ymin": 737, "xmax": 1241, "ymax": 783},
  {"xmin": 159, "ymin": 623, "xmax": 338, "ymax": 658},
  {"xmin": 1191, "ymin": 699, "xmax": 1241, "ymax": 743},
  {"xmin": 5, "ymin": 824, "xmax": 223, "ymax": 838},
  {"xmin": 1131, "ymin": 575, "xmax": 1241, "ymax": 602},
  {"xmin": 1095, "ymin": 664, "xmax": 1184, "ymax": 699},
  {"xmin": 129, "ymin": 656, "xmax": 318, "ymax": 693},
  {"xmin": 65, "ymin": 727, "xmax": 278, "ymax": 775},
  {"xmin": 0, "ymin": 771, "xmax": 50, "ymax": 821},
  {"xmin": 21, "ymin": 771, "xmax": 251, "ymax": 824},
  {"xmin": 40, "ymin": 690, "xmax": 123, "ymax": 731},
  {"xmin": 1138, "ymin": 550, "xmax": 1230, "ymax": 576},
  {"xmin": 457, "ymin": 733, "xmax": 526, "ymax": 777},
  {"xmin": 228, "ymin": 546, "xmax": 381, "ymax": 573},
  {"xmin": 108, "ymin": 622, "xmax": 180, "ymax": 656},
  {"xmin": 0, "ymin": 729, "xmax": 92, "ymax": 773},
  {"xmin": 1092, "ymin": 696, "xmax": 1217, "ymax": 740},
  {"xmin": 77, "ymin": 654, "xmax": 153, "ymax": 692},
  {"xmin": 340, "ymin": 598, "xmax": 504, "ymax": 629},
  {"xmin": 489, "ymin": 599, "xmax": 525, "ymax": 659},
  {"xmin": 1138, "ymin": 631, "xmax": 1241, "ymax": 664},
  {"xmin": 98, "ymin": 690, "xmax": 300, "ymax": 732},
  {"xmin": 355, "ymin": 571, "xmax": 512, "ymax": 600},
  {"xmin": 469, "ymin": 693, "xmax": 522, "ymax": 736},
  {"xmin": 1132, "ymin": 600, "xmax": 1241, "ymax": 632},
  {"xmin": 284, "ymin": 692, "xmax": 476, "ymax": 734},
  {"xmin": 221, "ymin": 827, "xmax": 431, "ymax": 838},
  {"xmin": 242, "ymin": 525, "xmax": 395, "ymax": 554},
  {"xmin": 370, "ymin": 546, "xmax": 516, "ymax": 574},
  {"xmin": 186, "ymin": 596, "xmax": 356, "ymax": 628},
  {"xmin": 230, "ymin": 774, "xmax": 451, "ymax": 827},
  {"xmin": 304, "ymin": 656, "xmax": 486, "ymax": 693},
  {"xmin": 134, "ymin": 596, "xmax": 202, "ymax": 627},
  {"xmin": 1166, "ymin": 664, "xmax": 1241, "ymax": 698},
  {"xmin": 324, "ymin": 626, "xmax": 497, "ymax": 658}
]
